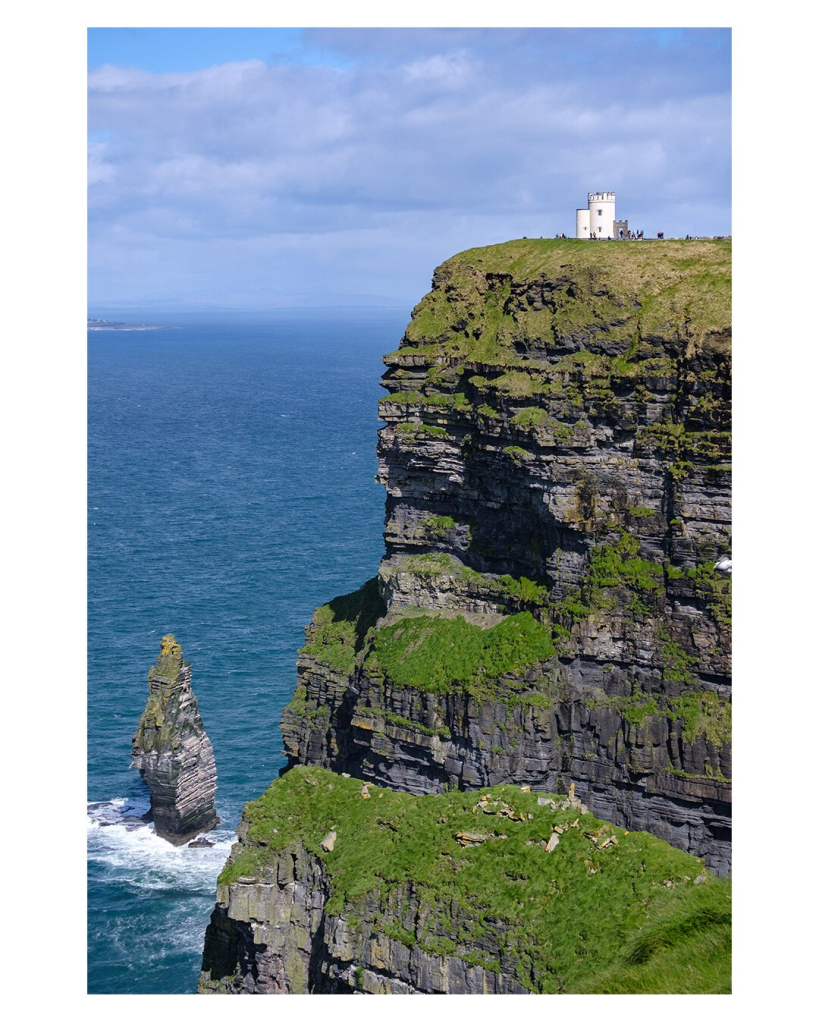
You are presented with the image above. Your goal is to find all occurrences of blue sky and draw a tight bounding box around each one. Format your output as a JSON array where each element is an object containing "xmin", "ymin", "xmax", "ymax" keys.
[{"xmin": 88, "ymin": 27, "xmax": 731, "ymax": 311}]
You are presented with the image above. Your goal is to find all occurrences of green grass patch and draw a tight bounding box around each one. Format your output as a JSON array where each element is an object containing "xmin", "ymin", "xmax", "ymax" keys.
[
  {"xmin": 420, "ymin": 391, "xmax": 472, "ymax": 411},
  {"xmin": 399, "ymin": 552, "xmax": 462, "ymax": 577},
  {"xmin": 586, "ymin": 532, "xmax": 664, "ymax": 600},
  {"xmin": 685, "ymin": 564, "xmax": 732, "ymax": 630},
  {"xmin": 511, "ymin": 406, "xmax": 552, "ymax": 428},
  {"xmin": 283, "ymin": 683, "xmax": 317, "ymax": 725},
  {"xmin": 365, "ymin": 612, "xmax": 555, "ymax": 697},
  {"xmin": 583, "ymin": 684, "xmax": 730, "ymax": 748},
  {"xmin": 637, "ymin": 423, "xmax": 732, "ymax": 469},
  {"xmin": 668, "ymin": 691, "xmax": 732, "ymax": 746},
  {"xmin": 422, "ymin": 514, "xmax": 457, "ymax": 538},
  {"xmin": 380, "ymin": 390, "xmax": 472, "ymax": 413},
  {"xmin": 372, "ymin": 709, "xmax": 450, "ymax": 738},
  {"xmin": 571, "ymin": 880, "xmax": 731, "ymax": 993},
  {"xmin": 661, "ymin": 638, "xmax": 698, "ymax": 685},
  {"xmin": 380, "ymin": 389, "xmax": 424, "ymax": 406},
  {"xmin": 396, "ymin": 422, "xmax": 451, "ymax": 439},
  {"xmin": 220, "ymin": 767, "xmax": 731, "ymax": 994},
  {"xmin": 482, "ymin": 370, "xmax": 541, "ymax": 398},
  {"xmin": 621, "ymin": 696, "xmax": 661, "ymax": 724},
  {"xmin": 496, "ymin": 574, "xmax": 549, "ymax": 604},
  {"xmin": 503, "ymin": 445, "xmax": 535, "ymax": 466},
  {"xmin": 299, "ymin": 578, "xmax": 386, "ymax": 674},
  {"xmin": 476, "ymin": 403, "xmax": 500, "ymax": 419}
]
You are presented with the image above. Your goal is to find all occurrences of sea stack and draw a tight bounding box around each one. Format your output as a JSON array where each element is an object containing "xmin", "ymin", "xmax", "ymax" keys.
[{"xmin": 131, "ymin": 634, "xmax": 218, "ymax": 845}]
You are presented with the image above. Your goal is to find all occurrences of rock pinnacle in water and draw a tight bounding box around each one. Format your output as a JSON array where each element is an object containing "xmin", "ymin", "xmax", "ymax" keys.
[{"xmin": 131, "ymin": 634, "xmax": 218, "ymax": 845}]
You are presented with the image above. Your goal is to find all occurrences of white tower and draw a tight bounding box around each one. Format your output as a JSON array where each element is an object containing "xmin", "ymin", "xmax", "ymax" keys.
[{"xmin": 576, "ymin": 191, "xmax": 616, "ymax": 238}]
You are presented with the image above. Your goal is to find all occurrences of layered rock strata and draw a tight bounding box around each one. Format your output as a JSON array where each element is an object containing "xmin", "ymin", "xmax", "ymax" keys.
[
  {"xmin": 280, "ymin": 239, "xmax": 732, "ymax": 874},
  {"xmin": 131, "ymin": 634, "xmax": 218, "ymax": 844},
  {"xmin": 199, "ymin": 767, "xmax": 730, "ymax": 994}
]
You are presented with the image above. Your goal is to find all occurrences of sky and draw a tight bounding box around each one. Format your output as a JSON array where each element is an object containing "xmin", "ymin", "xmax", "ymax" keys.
[{"xmin": 87, "ymin": 26, "xmax": 731, "ymax": 312}]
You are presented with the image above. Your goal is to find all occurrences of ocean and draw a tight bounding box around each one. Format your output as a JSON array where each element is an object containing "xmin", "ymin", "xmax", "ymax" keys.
[{"xmin": 87, "ymin": 308, "xmax": 409, "ymax": 994}]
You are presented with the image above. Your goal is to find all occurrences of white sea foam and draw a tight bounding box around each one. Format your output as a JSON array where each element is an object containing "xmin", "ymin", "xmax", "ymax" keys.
[
  {"xmin": 87, "ymin": 798, "xmax": 236, "ymax": 892},
  {"xmin": 88, "ymin": 798, "xmax": 237, "ymax": 972}
]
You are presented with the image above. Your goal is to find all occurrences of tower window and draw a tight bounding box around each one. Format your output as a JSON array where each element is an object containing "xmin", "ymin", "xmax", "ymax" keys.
[{"xmin": 598, "ymin": 210, "xmax": 602, "ymax": 216}]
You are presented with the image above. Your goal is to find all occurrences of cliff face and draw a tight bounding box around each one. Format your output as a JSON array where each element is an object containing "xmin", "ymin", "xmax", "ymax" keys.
[
  {"xmin": 280, "ymin": 239, "xmax": 732, "ymax": 874},
  {"xmin": 199, "ymin": 768, "xmax": 730, "ymax": 994},
  {"xmin": 131, "ymin": 634, "xmax": 219, "ymax": 844}
]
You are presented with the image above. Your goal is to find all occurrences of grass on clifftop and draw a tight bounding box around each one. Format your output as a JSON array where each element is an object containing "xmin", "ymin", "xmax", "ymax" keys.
[
  {"xmin": 392, "ymin": 238, "xmax": 730, "ymax": 365},
  {"xmin": 449, "ymin": 237, "xmax": 731, "ymax": 342},
  {"xmin": 220, "ymin": 767, "xmax": 730, "ymax": 994}
]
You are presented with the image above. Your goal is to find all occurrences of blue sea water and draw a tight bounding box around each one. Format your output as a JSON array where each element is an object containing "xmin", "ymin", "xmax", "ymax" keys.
[{"xmin": 87, "ymin": 308, "xmax": 409, "ymax": 994}]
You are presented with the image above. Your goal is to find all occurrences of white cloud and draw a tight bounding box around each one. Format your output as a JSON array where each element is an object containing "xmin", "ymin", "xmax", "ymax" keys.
[
  {"xmin": 402, "ymin": 50, "xmax": 475, "ymax": 86},
  {"xmin": 88, "ymin": 33, "xmax": 731, "ymax": 306},
  {"xmin": 88, "ymin": 141, "xmax": 115, "ymax": 186}
]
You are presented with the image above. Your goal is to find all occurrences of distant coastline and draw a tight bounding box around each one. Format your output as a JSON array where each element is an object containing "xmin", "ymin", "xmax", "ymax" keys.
[{"xmin": 88, "ymin": 317, "xmax": 168, "ymax": 331}]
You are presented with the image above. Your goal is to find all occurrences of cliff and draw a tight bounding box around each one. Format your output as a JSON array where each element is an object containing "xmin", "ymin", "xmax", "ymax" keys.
[
  {"xmin": 280, "ymin": 238, "xmax": 732, "ymax": 874},
  {"xmin": 131, "ymin": 634, "xmax": 219, "ymax": 844},
  {"xmin": 198, "ymin": 238, "xmax": 732, "ymax": 996},
  {"xmin": 198, "ymin": 767, "xmax": 730, "ymax": 994}
]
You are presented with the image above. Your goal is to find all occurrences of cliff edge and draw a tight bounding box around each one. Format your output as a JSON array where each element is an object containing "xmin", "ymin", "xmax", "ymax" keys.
[{"xmin": 131, "ymin": 634, "xmax": 219, "ymax": 845}]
